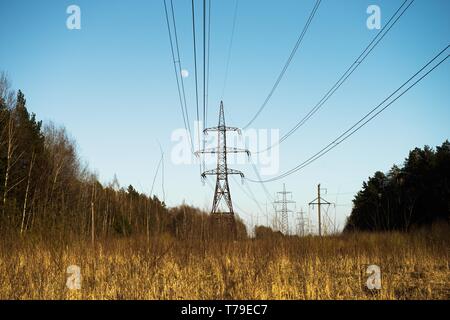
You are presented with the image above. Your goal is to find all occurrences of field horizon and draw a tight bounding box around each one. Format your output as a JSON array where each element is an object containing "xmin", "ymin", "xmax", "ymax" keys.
[{"xmin": 1, "ymin": 223, "xmax": 448, "ymax": 300}]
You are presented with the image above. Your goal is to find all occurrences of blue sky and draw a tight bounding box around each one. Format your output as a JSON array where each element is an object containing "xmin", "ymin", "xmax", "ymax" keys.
[{"xmin": 1, "ymin": 0, "xmax": 449, "ymax": 233}]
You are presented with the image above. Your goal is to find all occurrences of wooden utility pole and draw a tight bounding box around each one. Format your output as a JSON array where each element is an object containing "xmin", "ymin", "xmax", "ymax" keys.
[
  {"xmin": 317, "ymin": 184, "xmax": 321, "ymax": 236},
  {"xmin": 309, "ymin": 184, "xmax": 333, "ymax": 237}
]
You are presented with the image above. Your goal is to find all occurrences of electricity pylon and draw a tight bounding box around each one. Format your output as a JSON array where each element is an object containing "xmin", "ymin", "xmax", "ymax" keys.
[
  {"xmin": 296, "ymin": 208, "xmax": 307, "ymax": 236},
  {"xmin": 196, "ymin": 101, "xmax": 250, "ymax": 216},
  {"xmin": 273, "ymin": 184, "xmax": 295, "ymax": 235},
  {"xmin": 308, "ymin": 184, "xmax": 333, "ymax": 236}
]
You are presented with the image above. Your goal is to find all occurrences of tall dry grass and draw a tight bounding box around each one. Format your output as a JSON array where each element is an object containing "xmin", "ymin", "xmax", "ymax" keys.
[{"xmin": 0, "ymin": 225, "xmax": 448, "ymax": 300}]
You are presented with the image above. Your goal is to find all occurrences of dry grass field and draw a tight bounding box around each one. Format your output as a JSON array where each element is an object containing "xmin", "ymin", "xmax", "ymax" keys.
[{"xmin": 0, "ymin": 225, "xmax": 448, "ymax": 300}]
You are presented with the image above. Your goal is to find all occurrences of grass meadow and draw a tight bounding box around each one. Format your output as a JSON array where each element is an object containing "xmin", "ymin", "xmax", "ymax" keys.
[{"xmin": 0, "ymin": 225, "xmax": 448, "ymax": 300}]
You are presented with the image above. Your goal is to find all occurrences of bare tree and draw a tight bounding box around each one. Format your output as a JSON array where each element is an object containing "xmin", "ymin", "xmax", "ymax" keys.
[
  {"xmin": 2, "ymin": 110, "xmax": 24, "ymax": 216},
  {"xmin": 0, "ymin": 72, "xmax": 16, "ymax": 111},
  {"xmin": 20, "ymin": 151, "xmax": 36, "ymax": 234}
]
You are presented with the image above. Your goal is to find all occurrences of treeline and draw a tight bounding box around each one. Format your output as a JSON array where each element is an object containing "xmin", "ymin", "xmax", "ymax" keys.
[
  {"xmin": 344, "ymin": 141, "xmax": 450, "ymax": 232},
  {"xmin": 0, "ymin": 73, "xmax": 246, "ymax": 239}
]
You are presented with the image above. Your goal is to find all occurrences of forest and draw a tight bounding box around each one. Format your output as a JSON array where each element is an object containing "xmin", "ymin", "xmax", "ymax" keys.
[
  {"xmin": 345, "ymin": 140, "xmax": 450, "ymax": 232},
  {"xmin": 0, "ymin": 73, "xmax": 246, "ymax": 240}
]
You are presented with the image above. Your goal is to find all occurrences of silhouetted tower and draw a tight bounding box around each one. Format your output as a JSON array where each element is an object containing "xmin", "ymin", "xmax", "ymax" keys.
[
  {"xmin": 196, "ymin": 101, "xmax": 250, "ymax": 215},
  {"xmin": 273, "ymin": 183, "xmax": 295, "ymax": 235}
]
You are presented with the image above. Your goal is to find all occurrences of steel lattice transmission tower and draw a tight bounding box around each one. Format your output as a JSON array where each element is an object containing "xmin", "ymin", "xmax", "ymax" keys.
[
  {"xmin": 273, "ymin": 184, "xmax": 295, "ymax": 235},
  {"xmin": 296, "ymin": 208, "xmax": 307, "ymax": 236},
  {"xmin": 196, "ymin": 101, "xmax": 250, "ymax": 216}
]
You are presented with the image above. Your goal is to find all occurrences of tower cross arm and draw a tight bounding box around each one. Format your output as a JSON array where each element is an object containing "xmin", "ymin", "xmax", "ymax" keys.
[
  {"xmin": 195, "ymin": 148, "xmax": 219, "ymax": 156},
  {"xmin": 274, "ymin": 200, "xmax": 296, "ymax": 204},
  {"xmin": 200, "ymin": 168, "xmax": 245, "ymax": 182},
  {"xmin": 195, "ymin": 147, "xmax": 250, "ymax": 157},
  {"xmin": 309, "ymin": 197, "xmax": 333, "ymax": 206},
  {"xmin": 203, "ymin": 126, "xmax": 241, "ymax": 134},
  {"xmin": 200, "ymin": 168, "xmax": 243, "ymax": 177},
  {"xmin": 226, "ymin": 168, "xmax": 245, "ymax": 178},
  {"xmin": 226, "ymin": 147, "xmax": 251, "ymax": 156},
  {"xmin": 201, "ymin": 169, "xmax": 218, "ymax": 178}
]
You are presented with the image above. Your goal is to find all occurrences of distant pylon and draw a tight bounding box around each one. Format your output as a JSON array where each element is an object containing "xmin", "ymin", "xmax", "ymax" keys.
[
  {"xmin": 196, "ymin": 101, "xmax": 250, "ymax": 216},
  {"xmin": 296, "ymin": 208, "xmax": 306, "ymax": 236},
  {"xmin": 273, "ymin": 183, "xmax": 295, "ymax": 235}
]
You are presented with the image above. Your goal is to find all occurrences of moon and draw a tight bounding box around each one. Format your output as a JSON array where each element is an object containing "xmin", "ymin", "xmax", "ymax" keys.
[{"xmin": 181, "ymin": 69, "xmax": 189, "ymax": 78}]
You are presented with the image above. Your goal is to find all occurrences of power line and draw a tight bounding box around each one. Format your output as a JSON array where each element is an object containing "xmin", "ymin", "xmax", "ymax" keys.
[
  {"xmin": 244, "ymin": 181, "xmax": 267, "ymax": 216},
  {"xmin": 202, "ymin": 0, "xmax": 212, "ymax": 173},
  {"xmin": 170, "ymin": 0, "xmax": 193, "ymax": 145},
  {"xmin": 191, "ymin": 0, "xmax": 200, "ymax": 131},
  {"xmin": 247, "ymin": 44, "xmax": 449, "ymax": 183},
  {"xmin": 221, "ymin": 0, "xmax": 239, "ymax": 100},
  {"xmin": 231, "ymin": 175, "xmax": 267, "ymax": 222},
  {"xmin": 205, "ymin": 0, "xmax": 211, "ymax": 128},
  {"xmin": 243, "ymin": 0, "xmax": 322, "ymax": 129},
  {"xmin": 249, "ymin": 158, "xmax": 278, "ymax": 226},
  {"xmin": 232, "ymin": 176, "xmax": 264, "ymax": 206},
  {"xmin": 231, "ymin": 159, "xmax": 275, "ymax": 226},
  {"xmin": 203, "ymin": 0, "xmax": 207, "ymax": 129},
  {"xmin": 236, "ymin": 163, "xmax": 277, "ymax": 227},
  {"xmin": 275, "ymin": 0, "xmax": 414, "ymax": 148},
  {"xmin": 257, "ymin": 0, "xmax": 414, "ymax": 153},
  {"xmin": 191, "ymin": 0, "xmax": 202, "ymax": 175},
  {"xmin": 163, "ymin": 0, "xmax": 192, "ymax": 151},
  {"xmin": 250, "ymin": 157, "xmax": 274, "ymax": 202}
]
